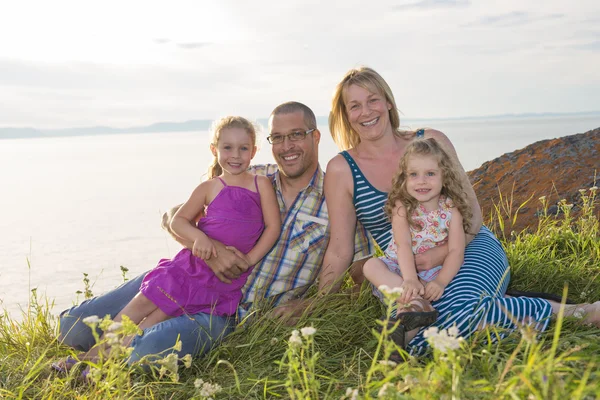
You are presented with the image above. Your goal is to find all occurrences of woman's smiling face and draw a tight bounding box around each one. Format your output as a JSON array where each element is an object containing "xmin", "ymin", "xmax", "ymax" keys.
[{"xmin": 343, "ymin": 84, "xmax": 393, "ymax": 142}]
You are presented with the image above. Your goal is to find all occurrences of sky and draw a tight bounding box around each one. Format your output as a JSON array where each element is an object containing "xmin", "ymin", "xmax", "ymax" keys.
[{"xmin": 0, "ymin": 0, "xmax": 599, "ymax": 129}]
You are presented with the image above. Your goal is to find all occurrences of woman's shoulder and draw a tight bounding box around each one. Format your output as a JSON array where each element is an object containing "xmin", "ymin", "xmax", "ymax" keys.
[{"xmin": 325, "ymin": 153, "xmax": 352, "ymax": 176}]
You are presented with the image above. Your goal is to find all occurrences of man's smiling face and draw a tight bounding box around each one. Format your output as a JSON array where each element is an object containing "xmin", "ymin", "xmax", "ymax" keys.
[{"xmin": 269, "ymin": 111, "xmax": 320, "ymax": 179}]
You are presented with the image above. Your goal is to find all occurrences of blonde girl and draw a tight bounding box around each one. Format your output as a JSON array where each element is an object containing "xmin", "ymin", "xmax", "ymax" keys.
[{"xmin": 364, "ymin": 138, "xmax": 472, "ymax": 317}]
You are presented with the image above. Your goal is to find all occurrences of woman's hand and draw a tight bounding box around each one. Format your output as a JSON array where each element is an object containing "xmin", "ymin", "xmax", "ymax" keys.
[
  {"xmin": 415, "ymin": 243, "xmax": 448, "ymax": 272},
  {"xmin": 193, "ymin": 236, "xmax": 217, "ymax": 260},
  {"xmin": 424, "ymin": 280, "xmax": 446, "ymax": 302},
  {"xmin": 399, "ymin": 279, "xmax": 425, "ymax": 304}
]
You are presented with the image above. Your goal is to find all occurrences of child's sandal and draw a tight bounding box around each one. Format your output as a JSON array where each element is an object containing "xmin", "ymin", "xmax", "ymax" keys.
[{"xmin": 51, "ymin": 355, "xmax": 78, "ymax": 374}]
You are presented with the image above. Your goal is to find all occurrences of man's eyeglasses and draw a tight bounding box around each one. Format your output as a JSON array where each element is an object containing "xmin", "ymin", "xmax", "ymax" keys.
[{"xmin": 267, "ymin": 129, "xmax": 315, "ymax": 145}]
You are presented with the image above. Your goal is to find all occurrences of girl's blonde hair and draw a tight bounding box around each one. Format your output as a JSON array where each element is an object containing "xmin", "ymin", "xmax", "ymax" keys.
[
  {"xmin": 385, "ymin": 138, "xmax": 473, "ymax": 234},
  {"xmin": 329, "ymin": 66, "xmax": 412, "ymax": 150},
  {"xmin": 207, "ymin": 116, "xmax": 257, "ymax": 179}
]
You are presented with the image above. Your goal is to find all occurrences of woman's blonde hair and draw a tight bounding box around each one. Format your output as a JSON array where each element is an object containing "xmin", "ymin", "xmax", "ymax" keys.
[
  {"xmin": 385, "ymin": 138, "xmax": 473, "ymax": 234},
  {"xmin": 207, "ymin": 116, "xmax": 257, "ymax": 179},
  {"xmin": 329, "ymin": 66, "xmax": 407, "ymax": 150}
]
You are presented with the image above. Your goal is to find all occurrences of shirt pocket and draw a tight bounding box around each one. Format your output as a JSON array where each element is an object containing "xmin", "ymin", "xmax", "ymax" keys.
[{"xmin": 289, "ymin": 217, "xmax": 328, "ymax": 254}]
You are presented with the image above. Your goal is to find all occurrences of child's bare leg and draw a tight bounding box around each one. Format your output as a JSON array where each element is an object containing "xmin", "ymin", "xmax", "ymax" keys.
[
  {"xmin": 82, "ymin": 293, "xmax": 160, "ymax": 361},
  {"xmin": 120, "ymin": 307, "xmax": 172, "ymax": 348},
  {"xmin": 363, "ymin": 258, "xmax": 405, "ymax": 291}
]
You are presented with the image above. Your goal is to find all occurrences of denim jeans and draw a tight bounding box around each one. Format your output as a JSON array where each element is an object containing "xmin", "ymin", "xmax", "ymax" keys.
[{"xmin": 58, "ymin": 271, "xmax": 235, "ymax": 364}]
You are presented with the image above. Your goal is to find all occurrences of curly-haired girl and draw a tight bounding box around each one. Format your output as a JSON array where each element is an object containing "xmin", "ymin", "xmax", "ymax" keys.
[{"xmin": 364, "ymin": 137, "xmax": 473, "ymax": 319}]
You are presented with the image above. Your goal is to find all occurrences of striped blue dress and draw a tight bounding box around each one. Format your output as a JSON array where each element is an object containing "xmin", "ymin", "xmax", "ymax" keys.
[{"xmin": 340, "ymin": 142, "xmax": 552, "ymax": 354}]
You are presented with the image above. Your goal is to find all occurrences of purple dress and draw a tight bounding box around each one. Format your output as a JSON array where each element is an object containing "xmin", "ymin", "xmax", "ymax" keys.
[{"xmin": 140, "ymin": 176, "xmax": 264, "ymax": 317}]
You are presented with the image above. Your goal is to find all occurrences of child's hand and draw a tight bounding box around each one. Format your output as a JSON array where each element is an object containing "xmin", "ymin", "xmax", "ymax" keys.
[
  {"xmin": 399, "ymin": 279, "xmax": 425, "ymax": 304},
  {"xmin": 193, "ymin": 236, "xmax": 218, "ymax": 260},
  {"xmin": 424, "ymin": 280, "xmax": 446, "ymax": 302}
]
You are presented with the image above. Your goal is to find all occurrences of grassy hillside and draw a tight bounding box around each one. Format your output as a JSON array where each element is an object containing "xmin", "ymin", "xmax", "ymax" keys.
[{"xmin": 1, "ymin": 188, "xmax": 599, "ymax": 399}]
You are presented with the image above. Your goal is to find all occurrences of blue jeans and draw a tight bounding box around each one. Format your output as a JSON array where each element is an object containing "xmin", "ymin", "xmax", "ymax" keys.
[{"xmin": 58, "ymin": 271, "xmax": 235, "ymax": 364}]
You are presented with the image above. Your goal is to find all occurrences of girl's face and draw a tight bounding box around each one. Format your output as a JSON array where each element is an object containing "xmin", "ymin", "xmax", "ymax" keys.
[
  {"xmin": 405, "ymin": 154, "xmax": 443, "ymax": 210},
  {"xmin": 343, "ymin": 84, "xmax": 393, "ymax": 142},
  {"xmin": 211, "ymin": 127, "xmax": 257, "ymax": 176}
]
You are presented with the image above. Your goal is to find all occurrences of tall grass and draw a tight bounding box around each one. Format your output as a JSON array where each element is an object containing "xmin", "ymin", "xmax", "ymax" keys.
[{"xmin": 0, "ymin": 187, "xmax": 598, "ymax": 399}]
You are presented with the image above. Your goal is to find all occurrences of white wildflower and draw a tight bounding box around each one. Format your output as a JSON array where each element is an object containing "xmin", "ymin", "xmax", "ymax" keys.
[
  {"xmin": 590, "ymin": 186, "xmax": 598, "ymax": 192},
  {"xmin": 579, "ymin": 189, "xmax": 587, "ymax": 194},
  {"xmin": 25, "ymin": 342, "xmax": 30, "ymax": 347},
  {"xmin": 289, "ymin": 334, "xmax": 303, "ymax": 347},
  {"xmin": 538, "ymin": 196, "xmax": 546, "ymax": 202},
  {"xmin": 573, "ymin": 308, "xmax": 585, "ymax": 319},
  {"xmin": 378, "ymin": 360, "xmax": 397, "ymax": 367},
  {"xmin": 423, "ymin": 326, "xmax": 463, "ymax": 353},
  {"xmin": 423, "ymin": 326, "xmax": 439, "ymax": 338},
  {"xmin": 378, "ymin": 284, "xmax": 391, "ymax": 294},
  {"xmin": 199, "ymin": 381, "xmax": 222, "ymax": 398},
  {"xmin": 270, "ymin": 337, "xmax": 279, "ymax": 345},
  {"xmin": 447, "ymin": 325, "xmax": 459, "ymax": 337},
  {"xmin": 181, "ymin": 353, "xmax": 193, "ymax": 369},
  {"xmin": 378, "ymin": 382, "xmax": 392, "ymax": 397},
  {"xmin": 173, "ymin": 339, "xmax": 182, "ymax": 352},
  {"xmin": 404, "ymin": 374, "xmax": 419, "ymax": 385},
  {"xmin": 107, "ymin": 322, "xmax": 123, "ymax": 332},
  {"xmin": 345, "ymin": 387, "xmax": 359, "ymax": 400},
  {"xmin": 391, "ymin": 287, "xmax": 404, "ymax": 295},
  {"xmin": 194, "ymin": 378, "xmax": 204, "ymax": 389},
  {"xmin": 82, "ymin": 315, "xmax": 101, "ymax": 325},
  {"xmin": 158, "ymin": 353, "xmax": 179, "ymax": 375},
  {"xmin": 105, "ymin": 332, "xmax": 120, "ymax": 346},
  {"xmin": 300, "ymin": 326, "xmax": 317, "ymax": 337}
]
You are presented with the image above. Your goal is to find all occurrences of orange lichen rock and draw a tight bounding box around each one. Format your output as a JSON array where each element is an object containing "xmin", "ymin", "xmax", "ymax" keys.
[{"xmin": 467, "ymin": 128, "xmax": 599, "ymax": 234}]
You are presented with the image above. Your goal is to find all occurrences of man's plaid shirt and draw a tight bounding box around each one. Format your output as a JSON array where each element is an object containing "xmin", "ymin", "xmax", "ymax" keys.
[{"xmin": 238, "ymin": 164, "xmax": 374, "ymax": 320}]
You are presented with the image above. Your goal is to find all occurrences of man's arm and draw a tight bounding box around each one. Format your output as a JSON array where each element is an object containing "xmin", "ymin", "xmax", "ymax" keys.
[{"xmin": 161, "ymin": 204, "xmax": 250, "ymax": 284}]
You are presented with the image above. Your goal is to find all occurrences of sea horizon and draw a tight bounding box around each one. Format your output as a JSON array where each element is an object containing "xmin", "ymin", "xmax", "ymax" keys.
[{"xmin": 2, "ymin": 110, "xmax": 599, "ymax": 140}]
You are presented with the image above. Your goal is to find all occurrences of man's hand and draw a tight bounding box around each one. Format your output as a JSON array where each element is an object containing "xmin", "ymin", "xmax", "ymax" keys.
[
  {"xmin": 204, "ymin": 241, "xmax": 249, "ymax": 284},
  {"xmin": 424, "ymin": 280, "xmax": 445, "ymax": 302},
  {"xmin": 415, "ymin": 243, "xmax": 448, "ymax": 273},
  {"xmin": 270, "ymin": 298, "xmax": 313, "ymax": 326}
]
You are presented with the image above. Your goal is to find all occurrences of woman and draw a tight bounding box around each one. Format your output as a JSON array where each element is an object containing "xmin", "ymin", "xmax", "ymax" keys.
[{"xmin": 318, "ymin": 66, "xmax": 599, "ymax": 354}]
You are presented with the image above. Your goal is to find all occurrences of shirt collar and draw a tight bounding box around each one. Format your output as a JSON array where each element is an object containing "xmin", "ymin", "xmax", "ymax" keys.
[{"xmin": 273, "ymin": 165, "xmax": 324, "ymax": 195}]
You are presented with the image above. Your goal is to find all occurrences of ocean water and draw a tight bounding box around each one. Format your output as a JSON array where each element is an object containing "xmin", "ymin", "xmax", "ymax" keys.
[{"xmin": 1, "ymin": 115, "xmax": 599, "ymax": 317}]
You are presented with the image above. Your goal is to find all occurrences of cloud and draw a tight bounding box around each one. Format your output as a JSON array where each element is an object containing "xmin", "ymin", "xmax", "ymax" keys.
[
  {"xmin": 177, "ymin": 42, "xmax": 212, "ymax": 50},
  {"xmin": 391, "ymin": 0, "xmax": 469, "ymax": 10},
  {"xmin": 462, "ymin": 11, "xmax": 564, "ymax": 28},
  {"xmin": 574, "ymin": 40, "xmax": 600, "ymax": 51}
]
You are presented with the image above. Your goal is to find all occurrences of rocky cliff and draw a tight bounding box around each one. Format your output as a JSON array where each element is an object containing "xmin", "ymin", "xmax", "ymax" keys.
[{"xmin": 467, "ymin": 127, "xmax": 599, "ymax": 234}]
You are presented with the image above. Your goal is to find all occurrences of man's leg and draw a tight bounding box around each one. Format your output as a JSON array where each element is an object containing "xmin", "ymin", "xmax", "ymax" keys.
[
  {"xmin": 127, "ymin": 311, "xmax": 235, "ymax": 365},
  {"xmin": 58, "ymin": 272, "xmax": 148, "ymax": 351}
]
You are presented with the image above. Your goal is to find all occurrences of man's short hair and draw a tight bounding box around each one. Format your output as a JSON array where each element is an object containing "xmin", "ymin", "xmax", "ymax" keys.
[{"xmin": 270, "ymin": 101, "xmax": 317, "ymax": 130}]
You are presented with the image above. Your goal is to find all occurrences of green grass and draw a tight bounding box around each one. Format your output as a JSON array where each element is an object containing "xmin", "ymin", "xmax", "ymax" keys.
[{"xmin": 1, "ymin": 187, "xmax": 599, "ymax": 399}]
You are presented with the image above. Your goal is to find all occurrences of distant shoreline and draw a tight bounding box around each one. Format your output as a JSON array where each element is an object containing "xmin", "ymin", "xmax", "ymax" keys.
[{"xmin": 2, "ymin": 110, "xmax": 599, "ymax": 140}]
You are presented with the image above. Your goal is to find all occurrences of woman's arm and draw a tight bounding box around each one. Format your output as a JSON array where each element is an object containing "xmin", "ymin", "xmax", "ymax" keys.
[
  {"xmin": 425, "ymin": 129, "xmax": 483, "ymax": 242},
  {"xmin": 318, "ymin": 155, "xmax": 358, "ymax": 295},
  {"xmin": 244, "ymin": 175, "xmax": 281, "ymax": 265}
]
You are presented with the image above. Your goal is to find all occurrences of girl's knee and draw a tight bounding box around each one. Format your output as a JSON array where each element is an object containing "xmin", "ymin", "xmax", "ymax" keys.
[{"xmin": 363, "ymin": 258, "xmax": 381, "ymax": 278}]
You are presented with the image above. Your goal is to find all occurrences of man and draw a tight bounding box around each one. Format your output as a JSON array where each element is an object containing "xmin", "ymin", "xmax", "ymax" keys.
[{"xmin": 57, "ymin": 102, "xmax": 372, "ymax": 365}]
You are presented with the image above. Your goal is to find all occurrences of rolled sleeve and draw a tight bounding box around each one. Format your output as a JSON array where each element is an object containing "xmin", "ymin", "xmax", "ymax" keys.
[{"xmin": 353, "ymin": 220, "xmax": 375, "ymax": 261}]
